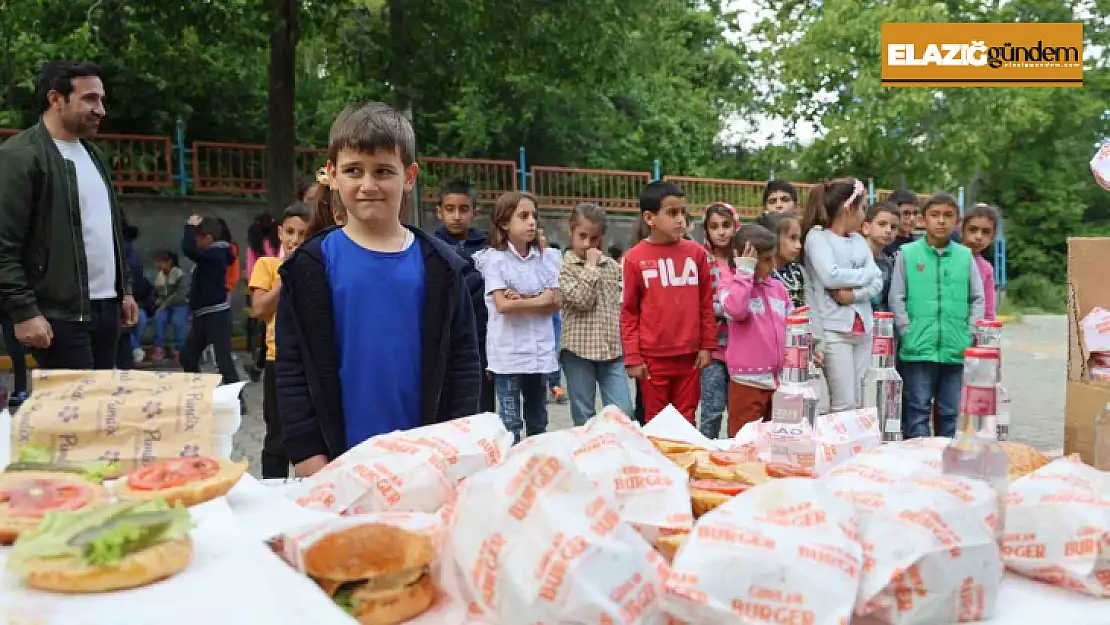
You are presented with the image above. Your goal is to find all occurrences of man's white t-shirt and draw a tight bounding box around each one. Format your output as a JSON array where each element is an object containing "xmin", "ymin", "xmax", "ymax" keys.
[{"xmin": 53, "ymin": 139, "xmax": 118, "ymax": 300}]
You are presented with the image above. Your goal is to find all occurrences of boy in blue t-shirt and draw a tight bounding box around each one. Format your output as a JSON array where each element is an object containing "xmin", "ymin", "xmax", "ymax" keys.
[{"xmin": 275, "ymin": 102, "xmax": 480, "ymax": 477}]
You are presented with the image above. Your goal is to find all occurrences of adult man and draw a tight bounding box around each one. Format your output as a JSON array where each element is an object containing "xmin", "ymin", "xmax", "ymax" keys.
[{"xmin": 0, "ymin": 60, "xmax": 138, "ymax": 369}]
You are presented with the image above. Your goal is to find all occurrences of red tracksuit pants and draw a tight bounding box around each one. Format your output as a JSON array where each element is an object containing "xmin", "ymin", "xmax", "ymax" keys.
[{"xmin": 640, "ymin": 354, "xmax": 701, "ymax": 424}]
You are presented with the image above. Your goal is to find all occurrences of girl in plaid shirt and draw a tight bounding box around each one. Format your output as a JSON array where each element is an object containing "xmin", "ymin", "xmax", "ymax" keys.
[
  {"xmin": 699, "ymin": 202, "xmax": 738, "ymax": 438},
  {"xmin": 558, "ymin": 203, "xmax": 633, "ymax": 425}
]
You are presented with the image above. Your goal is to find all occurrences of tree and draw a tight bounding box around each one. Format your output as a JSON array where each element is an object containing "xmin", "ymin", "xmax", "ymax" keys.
[{"xmin": 267, "ymin": 0, "xmax": 300, "ymax": 213}]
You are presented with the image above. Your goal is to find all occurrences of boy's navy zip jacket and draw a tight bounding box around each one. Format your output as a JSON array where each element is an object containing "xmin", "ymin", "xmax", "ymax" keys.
[
  {"xmin": 275, "ymin": 225, "xmax": 482, "ymax": 464},
  {"xmin": 433, "ymin": 226, "xmax": 489, "ymax": 358},
  {"xmin": 181, "ymin": 225, "xmax": 232, "ymax": 315}
]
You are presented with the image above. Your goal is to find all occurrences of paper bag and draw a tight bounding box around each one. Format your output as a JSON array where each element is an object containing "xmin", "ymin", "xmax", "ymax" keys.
[{"xmin": 10, "ymin": 369, "xmax": 219, "ymax": 470}]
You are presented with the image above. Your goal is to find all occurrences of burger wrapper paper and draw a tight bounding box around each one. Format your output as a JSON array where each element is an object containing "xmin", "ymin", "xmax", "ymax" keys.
[
  {"xmin": 10, "ymin": 369, "xmax": 219, "ymax": 470},
  {"xmin": 1092, "ymin": 142, "xmax": 1110, "ymax": 191},
  {"xmin": 290, "ymin": 412, "xmax": 513, "ymax": 515},
  {"xmin": 442, "ymin": 431, "xmax": 671, "ymax": 624},
  {"xmin": 274, "ymin": 513, "xmax": 471, "ymax": 625}
]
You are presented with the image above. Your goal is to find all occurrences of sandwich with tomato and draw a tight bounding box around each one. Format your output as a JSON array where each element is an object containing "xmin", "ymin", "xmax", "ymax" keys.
[
  {"xmin": 115, "ymin": 457, "xmax": 247, "ymax": 507},
  {"xmin": 687, "ymin": 452, "xmax": 814, "ymax": 517},
  {"xmin": 6, "ymin": 444, "xmax": 123, "ymax": 484},
  {"xmin": 0, "ymin": 471, "xmax": 107, "ymax": 543},
  {"xmin": 6, "ymin": 499, "xmax": 193, "ymax": 592},
  {"xmin": 303, "ymin": 523, "xmax": 437, "ymax": 625}
]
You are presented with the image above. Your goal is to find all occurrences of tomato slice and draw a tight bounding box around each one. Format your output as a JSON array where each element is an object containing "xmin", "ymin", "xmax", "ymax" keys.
[
  {"xmin": 689, "ymin": 479, "xmax": 749, "ymax": 496},
  {"xmin": 0, "ymin": 478, "xmax": 96, "ymax": 517},
  {"xmin": 765, "ymin": 462, "xmax": 815, "ymax": 478},
  {"xmin": 127, "ymin": 457, "xmax": 220, "ymax": 491},
  {"xmin": 708, "ymin": 451, "xmax": 750, "ymax": 466}
]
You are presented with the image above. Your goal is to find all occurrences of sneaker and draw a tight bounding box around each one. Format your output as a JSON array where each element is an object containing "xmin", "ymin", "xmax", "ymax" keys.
[
  {"xmin": 132, "ymin": 348, "xmax": 145, "ymax": 363},
  {"xmin": 150, "ymin": 347, "xmax": 165, "ymax": 361},
  {"xmin": 551, "ymin": 386, "xmax": 568, "ymax": 404}
]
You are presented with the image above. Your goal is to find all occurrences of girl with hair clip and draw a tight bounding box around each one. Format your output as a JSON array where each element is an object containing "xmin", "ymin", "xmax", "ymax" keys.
[
  {"xmin": 474, "ymin": 191, "xmax": 561, "ymax": 443},
  {"xmin": 699, "ymin": 201, "xmax": 739, "ymax": 438},
  {"xmin": 801, "ymin": 177, "xmax": 883, "ymax": 412}
]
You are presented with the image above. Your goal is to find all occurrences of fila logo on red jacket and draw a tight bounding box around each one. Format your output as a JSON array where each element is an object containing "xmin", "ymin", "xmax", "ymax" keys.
[{"xmin": 640, "ymin": 257, "xmax": 700, "ymax": 288}]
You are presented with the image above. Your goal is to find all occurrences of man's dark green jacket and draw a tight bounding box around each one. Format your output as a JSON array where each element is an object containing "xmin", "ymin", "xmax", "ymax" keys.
[{"xmin": 0, "ymin": 122, "xmax": 131, "ymax": 323}]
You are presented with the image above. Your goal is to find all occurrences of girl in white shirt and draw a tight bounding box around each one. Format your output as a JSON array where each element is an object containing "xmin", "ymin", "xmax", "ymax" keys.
[
  {"xmin": 801, "ymin": 178, "xmax": 883, "ymax": 412},
  {"xmin": 474, "ymin": 192, "xmax": 561, "ymax": 443}
]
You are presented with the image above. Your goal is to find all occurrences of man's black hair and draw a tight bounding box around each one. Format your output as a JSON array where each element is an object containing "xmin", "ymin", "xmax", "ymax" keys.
[
  {"xmin": 440, "ymin": 179, "xmax": 477, "ymax": 208},
  {"xmin": 889, "ymin": 189, "xmax": 919, "ymax": 207},
  {"xmin": 639, "ymin": 180, "xmax": 685, "ymax": 213},
  {"xmin": 35, "ymin": 60, "xmax": 102, "ymax": 113}
]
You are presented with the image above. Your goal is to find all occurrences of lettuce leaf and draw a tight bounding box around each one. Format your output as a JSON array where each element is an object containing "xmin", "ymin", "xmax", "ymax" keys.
[
  {"xmin": 16, "ymin": 444, "xmax": 52, "ymax": 464},
  {"xmin": 6, "ymin": 500, "xmax": 193, "ymax": 574}
]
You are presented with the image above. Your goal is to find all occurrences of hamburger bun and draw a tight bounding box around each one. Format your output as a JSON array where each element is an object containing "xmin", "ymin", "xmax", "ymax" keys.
[
  {"xmin": 690, "ymin": 479, "xmax": 751, "ymax": 518},
  {"xmin": 21, "ymin": 537, "xmax": 193, "ymax": 593},
  {"xmin": 664, "ymin": 452, "xmax": 697, "ymax": 476},
  {"xmin": 1000, "ymin": 442, "xmax": 1050, "ymax": 479},
  {"xmin": 0, "ymin": 472, "xmax": 106, "ymax": 544},
  {"xmin": 304, "ymin": 524, "xmax": 437, "ymax": 625},
  {"xmin": 655, "ymin": 533, "xmax": 689, "ymax": 562},
  {"xmin": 691, "ymin": 454, "xmax": 772, "ymax": 486},
  {"xmin": 648, "ymin": 437, "xmax": 703, "ymax": 455},
  {"xmin": 115, "ymin": 458, "xmax": 247, "ymax": 508}
]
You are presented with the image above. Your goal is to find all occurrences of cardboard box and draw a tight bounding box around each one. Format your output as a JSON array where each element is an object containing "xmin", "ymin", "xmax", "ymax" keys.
[{"xmin": 1064, "ymin": 237, "xmax": 1110, "ymax": 463}]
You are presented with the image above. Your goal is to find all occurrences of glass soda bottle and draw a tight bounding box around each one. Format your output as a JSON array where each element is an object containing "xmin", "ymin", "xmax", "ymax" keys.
[
  {"xmin": 770, "ymin": 316, "xmax": 820, "ymax": 463},
  {"xmin": 863, "ymin": 311, "xmax": 903, "ymax": 442},
  {"xmin": 942, "ymin": 347, "xmax": 1010, "ymax": 541},
  {"xmin": 790, "ymin": 306, "xmax": 826, "ymax": 406},
  {"xmin": 974, "ymin": 319, "xmax": 1010, "ymax": 441}
]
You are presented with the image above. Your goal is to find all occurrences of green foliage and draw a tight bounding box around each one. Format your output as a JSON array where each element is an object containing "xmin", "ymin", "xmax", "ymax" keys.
[
  {"xmin": 1006, "ymin": 274, "xmax": 1067, "ymax": 314},
  {"xmin": 0, "ymin": 0, "xmax": 1107, "ymax": 294}
]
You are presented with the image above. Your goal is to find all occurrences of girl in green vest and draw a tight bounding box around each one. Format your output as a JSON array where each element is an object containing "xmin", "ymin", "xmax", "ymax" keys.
[
  {"xmin": 801, "ymin": 177, "xmax": 884, "ymax": 412},
  {"xmin": 889, "ymin": 192, "xmax": 987, "ymax": 438}
]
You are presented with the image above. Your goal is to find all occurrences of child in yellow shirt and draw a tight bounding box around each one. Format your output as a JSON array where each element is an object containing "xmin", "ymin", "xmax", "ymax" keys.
[{"xmin": 248, "ymin": 202, "xmax": 310, "ymax": 478}]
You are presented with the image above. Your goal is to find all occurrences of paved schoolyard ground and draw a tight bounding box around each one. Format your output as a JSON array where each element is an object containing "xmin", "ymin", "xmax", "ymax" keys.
[{"xmin": 227, "ymin": 315, "xmax": 1069, "ymax": 476}]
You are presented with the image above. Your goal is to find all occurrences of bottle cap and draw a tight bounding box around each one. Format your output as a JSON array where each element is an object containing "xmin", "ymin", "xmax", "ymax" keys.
[
  {"xmin": 794, "ymin": 306, "xmax": 811, "ymax": 315},
  {"xmin": 964, "ymin": 347, "xmax": 1001, "ymax": 360},
  {"xmin": 873, "ymin": 311, "xmax": 895, "ymax": 319},
  {"xmin": 786, "ymin": 316, "xmax": 809, "ymax": 325},
  {"xmin": 976, "ymin": 319, "xmax": 1003, "ymax": 328}
]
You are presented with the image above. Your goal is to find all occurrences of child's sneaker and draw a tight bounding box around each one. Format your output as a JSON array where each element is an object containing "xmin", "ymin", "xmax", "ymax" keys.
[
  {"xmin": 551, "ymin": 386, "xmax": 567, "ymax": 404},
  {"xmin": 150, "ymin": 347, "xmax": 165, "ymax": 361},
  {"xmin": 132, "ymin": 347, "xmax": 145, "ymax": 364}
]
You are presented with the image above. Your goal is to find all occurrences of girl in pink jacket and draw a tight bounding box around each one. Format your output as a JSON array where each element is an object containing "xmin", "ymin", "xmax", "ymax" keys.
[{"xmin": 721, "ymin": 224, "xmax": 793, "ymax": 435}]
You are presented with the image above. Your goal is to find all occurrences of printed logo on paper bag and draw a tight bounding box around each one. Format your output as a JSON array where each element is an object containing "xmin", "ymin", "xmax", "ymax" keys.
[
  {"xmin": 180, "ymin": 444, "xmax": 200, "ymax": 457},
  {"xmin": 99, "ymin": 450, "xmax": 120, "ymax": 463},
  {"xmin": 143, "ymin": 401, "xmax": 163, "ymax": 419},
  {"xmin": 58, "ymin": 406, "xmax": 79, "ymax": 423},
  {"xmin": 139, "ymin": 428, "xmax": 162, "ymax": 465},
  {"xmin": 56, "ymin": 433, "xmax": 79, "ymax": 462},
  {"xmin": 882, "ymin": 23, "xmax": 1083, "ymax": 87},
  {"xmin": 104, "ymin": 400, "xmax": 121, "ymax": 436}
]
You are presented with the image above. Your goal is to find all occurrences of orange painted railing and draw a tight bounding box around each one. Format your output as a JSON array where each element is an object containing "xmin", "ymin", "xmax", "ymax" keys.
[
  {"xmin": 192, "ymin": 141, "xmax": 324, "ymax": 195},
  {"xmin": 419, "ymin": 157, "xmax": 517, "ymax": 208},
  {"xmin": 531, "ymin": 167, "xmax": 652, "ymax": 214},
  {"xmin": 662, "ymin": 176, "xmax": 769, "ymax": 220},
  {"xmin": 0, "ymin": 129, "xmax": 173, "ymax": 191}
]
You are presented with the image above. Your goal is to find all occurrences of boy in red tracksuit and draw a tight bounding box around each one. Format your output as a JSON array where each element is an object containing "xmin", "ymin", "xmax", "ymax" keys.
[{"xmin": 621, "ymin": 180, "xmax": 717, "ymax": 424}]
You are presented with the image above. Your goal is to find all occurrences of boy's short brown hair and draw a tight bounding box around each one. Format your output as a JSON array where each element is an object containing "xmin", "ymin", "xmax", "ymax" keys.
[
  {"xmin": 866, "ymin": 201, "xmax": 901, "ymax": 223},
  {"xmin": 327, "ymin": 101, "xmax": 416, "ymax": 166}
]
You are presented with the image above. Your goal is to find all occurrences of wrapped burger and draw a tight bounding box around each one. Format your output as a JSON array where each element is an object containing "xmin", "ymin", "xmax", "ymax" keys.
[
  {"xmin": 1004, "ymin": 459, "xmax": 1110, "ymax": 596},
  {"xmin": 442, "ymin": 431, "xmax": 670, "ymax": 624},
  {"xmin": 832, "ymin": 476, "xmax": 1004, "ymax": 623},
  {"xmin": 664, "ymin": 478, "xmax": 863, "ymax": 624},
  {"xmin": 292, "ymin": 413, "xmax": 513, "ymax": 515}
]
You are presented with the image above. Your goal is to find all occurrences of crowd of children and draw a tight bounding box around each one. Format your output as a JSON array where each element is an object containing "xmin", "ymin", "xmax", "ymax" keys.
[{"xmin": 168, "ymin": 101, "xmax": 1001, "ymax": 480}]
